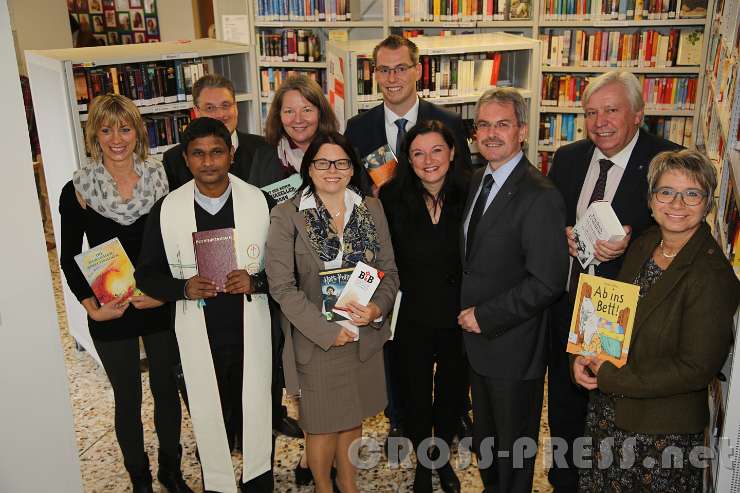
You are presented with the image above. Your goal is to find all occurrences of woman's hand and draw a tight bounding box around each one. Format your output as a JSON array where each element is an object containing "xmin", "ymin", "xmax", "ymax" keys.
[
  {"xmin": 587, "ymin": 357, "xmax": 605, "ymax": 376},
  {"xmin": 333, "ymin": 327, "xmax": 358, "ymax": 347},
  {"xmin": 83, "ymin": 295, "xmax": 129, "ymax": 322},
  {"xmin": 344, "ymin": 301, "xmax": 382, "ymax": 327},
  {"xmin": 573, "ymin": 355, "xmax": 598, "ymax": 390},
  {"xmin": 130, "ymin": 293, "xmax": 164, "ymax": 309}
]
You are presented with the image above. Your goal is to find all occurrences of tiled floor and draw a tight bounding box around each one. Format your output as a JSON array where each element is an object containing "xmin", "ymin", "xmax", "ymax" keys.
[{"xmin": 50, "ymin": 249, "xmax": 554, "ymax": 492}]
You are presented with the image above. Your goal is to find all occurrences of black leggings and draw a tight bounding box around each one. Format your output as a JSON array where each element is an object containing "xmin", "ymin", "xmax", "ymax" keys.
[{"xmin": 93, "ymin": 330, "xmax": 182, "ymax": 475}]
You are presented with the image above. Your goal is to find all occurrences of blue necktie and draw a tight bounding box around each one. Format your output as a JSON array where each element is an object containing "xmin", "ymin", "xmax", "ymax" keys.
[{"xmin": 394, "ymin": 118, "xmax": 408, "ymax": 158}]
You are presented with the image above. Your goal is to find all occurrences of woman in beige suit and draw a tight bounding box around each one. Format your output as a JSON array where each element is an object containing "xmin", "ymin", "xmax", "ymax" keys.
[{"xmin": 266, "ymin": 132, "xmax": 399, "ymax": 493}]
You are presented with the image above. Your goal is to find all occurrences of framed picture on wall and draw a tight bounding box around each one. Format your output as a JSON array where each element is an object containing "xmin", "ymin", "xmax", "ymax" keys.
[
  {"xmin": 115, "ymin": 0, "xmax": 128, "ymax": 10},
  {"xmin": 104, "ymin": 9, "xmax": 116, "ymax": 27},
  {"xmin": 102, "ymin": 0, "xmax": 114, "ymax": 7},
  {"xmin": 92, "ymin": 15, "xmax": 105, "ymax": 32},
  {"xmin": 145, "ymin": 17, "xmax": 158, "ymax": 35},
  {"xmin": 131, "ymin": 9, "xmax": 144, "ymax": 30},
  {"xmin": 130, "ymin": 0, "xmax": 143, "ymax": 7},
  {"xmin": 144, "ymin": 0, "xmax": 155, "ymax": 14},
  {"xmin": 88, "ymin": 0, "xmax": 102, "ymax": 13},
  {"xmin": 74, "ymin": 0, "xmax": 89, "ymax": 11},
  {"xmin": 107, "ymin": 31, "xmax": 119, "ymax": 44},
  {"xmin": 93, "ymin": 33, "xmax": 107, "ymax": 45},
  {"xmin": 117, "ymin": 12, "xmax": 130, "ymax": 30},
  {"xmin": 78, "ymin": 13, "xmax": 91, "ymax": 32},
  {"xmin": 134, "ymin": 32, "xmax": 146, "ymax": 43},
  {"xmin": 121, "ymin": 34, "xmax": 133, "ymax": 44}
]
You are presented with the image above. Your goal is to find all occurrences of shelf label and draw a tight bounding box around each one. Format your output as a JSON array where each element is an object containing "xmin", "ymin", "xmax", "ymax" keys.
[{"xmin": 161, "ymin": 52, "xmax": 198, "ymax": 60}]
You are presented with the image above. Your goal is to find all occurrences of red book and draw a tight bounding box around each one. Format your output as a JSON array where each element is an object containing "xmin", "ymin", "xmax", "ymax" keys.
[
  {"xmin": 490, "ymin": 52, "xmax": 502, "ymax": 85},
  {"xmin": 192, "ymin": 228, "xmax": 237, "ymax": 292}
]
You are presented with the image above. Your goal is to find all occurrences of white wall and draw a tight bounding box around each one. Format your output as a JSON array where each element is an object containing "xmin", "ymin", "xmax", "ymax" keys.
[
  {"xmin": 158, "ymin": 0, "xmax": 197, "ymax": 41},
  {"xmin": 8, "ymin": 0, "xmax": 72, "ymax": 74},
  {"xmin": 0, "ymin": 0, "xmax": 83, "ymax": 491}
]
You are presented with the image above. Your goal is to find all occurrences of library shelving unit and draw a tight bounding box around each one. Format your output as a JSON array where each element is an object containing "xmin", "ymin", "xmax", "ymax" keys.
[
  {"xmin": 325, "ymin": 32, "xmax": 541, "ymax": 165},
  {"xmin": 25, "ymin": 38, "xmax": 259, "ymax": 358},
  {"xmin": 536, "ymin": 0, "xmax": 715, "ymax": 171},
  {"xmin": 699, "ymin": 0, "xmax": 740, "ymax": 489}
]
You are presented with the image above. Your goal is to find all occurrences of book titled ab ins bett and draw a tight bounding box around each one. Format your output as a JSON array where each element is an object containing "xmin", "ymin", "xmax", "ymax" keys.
[{"xmin": 192, "ymin": 228, "xmax": 237, "ymax": 292}]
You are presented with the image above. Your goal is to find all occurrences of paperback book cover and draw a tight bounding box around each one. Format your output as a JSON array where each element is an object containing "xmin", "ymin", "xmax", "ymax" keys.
[
  {"xmin": 319, "ymin": 267, "xmax": 354, "ymax": 322},
  {"xmin": 572, "ymin": 200, "xmax": 626, "ymax": 268},
  {"xmin": 74, "ymin": 237, "xmax": 141, "ymax": 304},
  {"xmin": 332, "ymin": 261, "xmax": 385, "ymax": 336},
  {"xmin": 362, "ymin": 144, "xmax": 398, "ymax": 188},
  {"xmin": 192, "ymin": 227, "xmax": 237, "ymax": 292},
  {"xmin": 261, "ymin": 173, "xmax": 303, "ymax": 203},
  {"xmin": 567, "ymin": 273, "xmax": 639, "ymax": 368}
]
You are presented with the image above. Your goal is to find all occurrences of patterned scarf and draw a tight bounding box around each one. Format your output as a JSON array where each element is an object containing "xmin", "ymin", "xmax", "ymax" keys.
[
  {"xmin": 302, "ymin": 188, "xmax": 379, "ymax": 267},
  {"xmin": 277, "ymin": 136, "xmax": 304, "ymax": 175},
  {"xmin": 72, "ymin": 156, "xmax": 169, "ymax": 226}
]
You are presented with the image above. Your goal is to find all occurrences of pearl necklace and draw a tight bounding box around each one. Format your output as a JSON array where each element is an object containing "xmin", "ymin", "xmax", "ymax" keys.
[{"xmin": 660, "ymin": 240, "xmax": 678, "ymax": 259}]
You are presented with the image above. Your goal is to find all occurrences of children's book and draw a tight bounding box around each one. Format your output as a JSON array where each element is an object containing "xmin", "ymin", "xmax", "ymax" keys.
[
  {"xmin": 74, "ymin": 237, "xmax": 141, "ymax": 304},
  {"xmin": 566, "ymin": 273, "xmax": 639, "ymax": 368},
  {"xmin": 362, "ymin": 144, "xmax": 398, "ymax": 188},
  {"xmin": 572, "ymin": 200, "xmax": 626, "ymax": 269},
  {"xmin": 332, "ymin": 261, "xmax": 384, "ymax": 337}
]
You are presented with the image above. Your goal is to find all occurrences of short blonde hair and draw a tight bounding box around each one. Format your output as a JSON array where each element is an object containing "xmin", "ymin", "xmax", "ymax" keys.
[
  {"xmin": 647, "ymin": 149, "xmax": 716, "ymax": 215},
  {"xmin": 85, "ymin": 94, "xmax": 148, "ymax": 162}
]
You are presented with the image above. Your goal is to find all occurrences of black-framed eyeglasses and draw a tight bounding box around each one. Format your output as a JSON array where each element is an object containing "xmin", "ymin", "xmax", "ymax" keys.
[
  {"xmin": 197, "ymin": 101, "xmax": 236, "ymax": 114},
  {"xmin": 375, "ymin": 64, "xmax": 416, "ymax": 77},
  {"xmin": 311, "ymin": 158, "xmax": 352, "ymax": 170},
  {"xmin": 652, "ymin": 187, "xmax": 706, "ymax": 206}
]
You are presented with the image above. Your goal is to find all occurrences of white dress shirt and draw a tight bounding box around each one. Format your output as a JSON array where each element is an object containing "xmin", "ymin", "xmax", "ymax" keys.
[{"xmin": 384, "ymin": 97, "xmax": 420, "ymax": 155}]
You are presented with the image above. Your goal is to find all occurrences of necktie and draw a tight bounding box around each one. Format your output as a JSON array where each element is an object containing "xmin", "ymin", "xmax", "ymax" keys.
[
  {"xmin": 466, "ymin": 174, "xmax": 494, "ymax": 259},
  {"xmin": 394, "ymin": 118, "xmax": 408, "ymax": 158},
  {"xmin": 569, "ymin": 158, "xmax": 616, "ymax": 300},
  {"xmin": 588, "ymin": 159, "xmax": 614, "ymax": 204}
]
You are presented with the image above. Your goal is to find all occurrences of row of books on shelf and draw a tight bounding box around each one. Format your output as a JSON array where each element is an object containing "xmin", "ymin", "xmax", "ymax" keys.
[
  {"xmin": 258, "ymin": 29, "xmax": 322, "ymax": 63},
  {"xmin": 707, "ymin": 37, "xmax": 738, "ymax": 107},
  {"xmin": 540, "ymin": 28, "xmax": 702, "ymax": 68},
  {"xmin": 260, "ymin": 68, "xmax": 325, "ymax": 97},
  {"xmin": 356, "ymin": 52, "xmax": 512, "ymax": 101},
  {"xmin": 73, "ymin": 59, "xmax": 209, "ymax": 109},
  {"xmin": 541, "ymin": 0, "xmax": 708, "ymax": 21},
  {"xmin": 540, "ymin": 74, "xmax": 697, "ymax": 110},
  {"xmin": 81, "ymin": 111, "xmax": 192, "ymax": 156},
  {"xmin": 539, "ymin": 113, "xmax": 693, "ymax": 147},
  {"xmin": 255, "ymin": 0, "xmax": 352, "ymax": 20},
  {"xmin": 392, "ymin": 0, "xmax": 532, "ymax": 22}
]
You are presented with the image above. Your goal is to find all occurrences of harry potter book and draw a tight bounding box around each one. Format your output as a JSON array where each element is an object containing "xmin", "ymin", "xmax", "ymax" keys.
[
  {"xmin": 362, "ymin": 144, "xmax": 398, "ymax": 188},
  {"xmin": 192, "ymin": 228, "xmax": 237, "ymax": 292},
  {"xmin": 567, "ymin": 274, "xmax": 639, "ymax": 367},
  {"xmin": 318, "ymin": 267, "xmax": 354, "ymax": 322},
  {"xmin": 74, "ymin": 237, "xmax": 141, "ymax": 304}
]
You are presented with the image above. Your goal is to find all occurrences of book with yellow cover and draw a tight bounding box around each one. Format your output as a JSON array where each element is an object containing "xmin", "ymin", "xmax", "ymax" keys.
[
  {"xmin": 74, "ymin": 237, "xmax": 141, "ymax": 304},
  {"xmin": 566, "ymin": 273, "xmax": 640, "ymax": 368}
]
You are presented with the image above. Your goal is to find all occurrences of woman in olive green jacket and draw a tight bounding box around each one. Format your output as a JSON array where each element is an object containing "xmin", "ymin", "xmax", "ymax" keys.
[{"xmin": 573, "ymin": 149, "xmax": 740, "ymax": 491}]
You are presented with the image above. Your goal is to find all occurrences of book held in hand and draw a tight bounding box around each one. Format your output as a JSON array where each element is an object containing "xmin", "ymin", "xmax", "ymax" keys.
[
  {"xmin": 572, "ymin": 201, "xmax": 626, "ymax": 269},
  {"xmin": 332, "ymin": 261, "xmax": 384, "ymax": 337},
  {"xmin": 567, "ymin": 274, "xmax": 639, "ymax": 368},
  {"xmin": 74, "ymin": 237, "xmax": 141, "ymax": 304},
  {"xmin": 362, "ymin": 144, "xmax": 398, "ymax": 188},
  {"xmin": 192, "ymin": 228, "xmax": 237, "ymax": 292},
  {"xmin": 261, "ymin": 173, "xmax": 303, "ymax": 204},
  {"xmin": 318, "ymin": 267, "xmax": 354, "ymax": 322}
]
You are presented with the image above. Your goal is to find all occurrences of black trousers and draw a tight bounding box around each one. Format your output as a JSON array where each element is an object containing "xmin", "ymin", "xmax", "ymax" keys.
[
  {"xmin": 470, "ymin": 369, "xmax": 544, "ymax": 493},
  {"xmin": 93, "ymin": 330, "xmax": 182, "ymax": 475},
  {"xmin": 547, "ymin": 296, "xmax": 589, "ymax": 492},
  {"xmin": 394, "ymin": 323, "xmax": 466, "ymax": 454},
  {"xmin": 212, "ymin": 345, "xmax": 244, "ymax": 449}
]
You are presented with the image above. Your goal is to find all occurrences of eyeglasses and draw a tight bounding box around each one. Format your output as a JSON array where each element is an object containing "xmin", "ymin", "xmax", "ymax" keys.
[
  {"xmin": 474, "ymin": 120, "xmax": 517, "ymax": 132},
  {"xmin": 197, "ymin": 101, "xmax": 236, "ymax": 114},
  {"xmin": 652, "ymin": 187, "xmax": 706, "ymax": 206},
  {"xmin": 375, "ymin": 64, "xmax": 416, "ymax": 77},
  {"xmin": 311, "ymin": 158, "xmax": 352, "ymax": 170}
]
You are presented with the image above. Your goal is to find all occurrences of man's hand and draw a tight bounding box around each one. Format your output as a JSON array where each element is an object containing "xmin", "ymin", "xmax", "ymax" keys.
[
  {"xmin": 224, "ymin": 270, "xmax": 254, "ymax": 295},
  {"xmin": 573, "ymin": 356, "xmax": 598, "ymax": 390},
  {"xmin": 344, "ymin": 301, "xmax": 382, "ymax": 327},
  {"xmin": 593, "ymin": 225, "xmax": 632, "ymax": 263},
  {"xmin": 565, "ymin": 226, "xmax": 578, "ymax": 258},
  {"xmin": 458, "ymin": 307, "xmax": 481, "ymax": 334},
  {"xmin": 333, "ymin": 327, "xmax": 358, "ymax": 346},
  {"xmin": 587, "ymin": 357, "xmax": 605, "ymax": 376},
  {"xmin": 185, "ymin": 275, "xmax": 217, "ymax": 300}
]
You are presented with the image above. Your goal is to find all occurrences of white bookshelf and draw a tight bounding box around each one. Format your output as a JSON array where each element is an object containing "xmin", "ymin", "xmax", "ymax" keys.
[
  {"xmin": 326, "ymin": 32, "xmax": 541, "ymax": 165},
  {"xmin": 25, "ymin": 38, "xmax": 259, "ymax": 358}
]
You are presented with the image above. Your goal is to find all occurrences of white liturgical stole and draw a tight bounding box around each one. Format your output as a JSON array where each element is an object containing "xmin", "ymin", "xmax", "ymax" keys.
[{"xmin": 160, "ymin": 175, "xmax": 272, "ymax": 492}]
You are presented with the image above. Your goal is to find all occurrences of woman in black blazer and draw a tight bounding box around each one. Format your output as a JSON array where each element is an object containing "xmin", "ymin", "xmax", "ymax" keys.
[{"xmin": 379, "ymin": 120, "xmax": 470, "ymax": 493}]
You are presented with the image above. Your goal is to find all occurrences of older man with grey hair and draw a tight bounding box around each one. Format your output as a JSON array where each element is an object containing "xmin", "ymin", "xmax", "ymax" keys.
[
  {"xmin": 460, "ymin": 87, "xmax": 569, "ymax": 493},
  {"xmin": 546, "ymin": 70, "xmax": 682, "ymax": 492}
]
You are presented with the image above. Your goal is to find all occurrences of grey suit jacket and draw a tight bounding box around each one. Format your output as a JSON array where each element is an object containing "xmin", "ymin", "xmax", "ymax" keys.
[
  {"xmin": 461, "ymin": 157, "xmax": 569, "ymax": 380},
  {"xmin": 265, "ymin": 192, "xmax": 400, "ymax": 396}
]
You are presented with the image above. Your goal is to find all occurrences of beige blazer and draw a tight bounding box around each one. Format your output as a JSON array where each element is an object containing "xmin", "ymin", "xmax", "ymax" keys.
[{"xmin": 265, "ymin": 192, "xmax": 400, "ymax": 396}]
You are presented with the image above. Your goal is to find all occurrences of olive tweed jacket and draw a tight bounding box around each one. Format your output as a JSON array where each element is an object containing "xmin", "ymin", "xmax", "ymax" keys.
[{"xmin": 597, "ymin": 223, "xmax": 739, "ymax": 434}]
